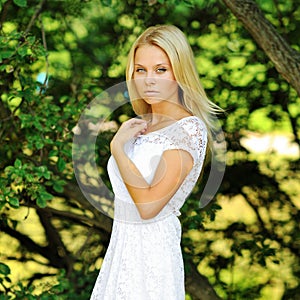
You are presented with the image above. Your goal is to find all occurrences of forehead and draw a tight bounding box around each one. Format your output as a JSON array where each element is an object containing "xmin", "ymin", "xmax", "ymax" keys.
[{"xmin": 134, "ymin": 44, "xmax": 170, "ymax": 64}]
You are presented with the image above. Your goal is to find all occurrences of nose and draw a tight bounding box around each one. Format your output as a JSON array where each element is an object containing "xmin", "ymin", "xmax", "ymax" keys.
[{"xmin": 144, "ymin": 74, "xmax": 156, "ymax": 86}]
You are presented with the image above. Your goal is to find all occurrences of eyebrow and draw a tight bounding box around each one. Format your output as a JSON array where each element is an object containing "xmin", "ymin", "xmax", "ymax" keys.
[{"xmin": 134, "ymin": 63, "xmax": 170, "ymax": 67}]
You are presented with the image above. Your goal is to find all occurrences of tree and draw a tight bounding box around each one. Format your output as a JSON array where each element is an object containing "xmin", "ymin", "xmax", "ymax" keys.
[
  {"xmin": 222, "ymin": 0, "xmax": 300, "ymax": 98},
  {"xmin": 0, "ymin": 0, "xmax": 299, "ymax": 299},
  {"xmin": 222, "ymin": 0, "xmax": 300, "ymax": 147}
]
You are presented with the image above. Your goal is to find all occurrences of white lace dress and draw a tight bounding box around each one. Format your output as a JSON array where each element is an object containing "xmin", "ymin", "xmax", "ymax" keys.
[{"xmin": 90, "ymin": 116, "xmax": 207, "ymax": 300}]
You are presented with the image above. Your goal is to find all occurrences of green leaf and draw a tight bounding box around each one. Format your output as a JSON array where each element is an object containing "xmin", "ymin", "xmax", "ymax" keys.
[
  {"xmin": 4, "ymin": 166, "xmax": 14, "ymax": 174},
  {"xmin": 13, "ymin": 0, "xmax": 27, "ymax": 7},
  {"xmin": 6, "ymin": 65, "xmax": 14, "ymax": 73},
  {"xmin": 0, "ymin": 202, "xmax": 5, "ymax": 210},
  {"xmin": 48, "ymin": 150, "xmax": 58, "ymax": 157},
  {"xmin": 102, "ymin": 0, "xmax": 112, "ymax": 6},
  {"xmin": 35, "ymin": 139, "xmax": 44, "ymax": 150},
  {"xmin": 0, "ymin": 51, "xmax": 14, "ymax": 59},
  {"xmin": 40, "ymin": 192, "xmax": 53, "ymax": 201},
  {"xmin": 34, "ymin": 45, "xmax": 47, "ymax": 56},
  {"xmin": 57, "ymin": 157, "xmax": 66, "ymax": 172},
  {"xmin": 37, "ymin": 191, "xmax": 52, "ymax": 208},
  {"xmin": 37, "ymin": 165, "xmax": 48, "ymax": 173},
  {"xmin": 27, "ymin": 36, "xmax": 35, "ymax": 44},
  {"xmin": 44, "ymin": 171, "xmax": 51, "ymax": 180},
  {"xmin": 36, "ymin": 197, "xmax": 46, "ymax": 208},
  {"xmin": 53, "ymin": 180, "xmax": 66, "ymax": 193},
  {"xmin": 8, "ymin": 197, "xmax": 20, "ymax": 208},
  {"xmin": 25, "ymin": 173, "xmax": 35, "ymax": 182},
  {"xmin": 0, "ymin": 263, "xmax": 11, "ymax": 276},
  {"xmin": 17, "ymin": 46, "xmax": 28, "ymax": 57},
  {"xmin": 14, "ymin": 159, "xmax": 22, "ymax": 169},
  {"xmin": 37, "ymin": 165, "xmax": 51, "ymax": 179}
]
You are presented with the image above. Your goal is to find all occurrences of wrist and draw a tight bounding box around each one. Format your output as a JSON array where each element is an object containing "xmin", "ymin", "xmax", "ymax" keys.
[{"xmin": 110, "ymin": 139, "xmax": 124, "ymax": 156}]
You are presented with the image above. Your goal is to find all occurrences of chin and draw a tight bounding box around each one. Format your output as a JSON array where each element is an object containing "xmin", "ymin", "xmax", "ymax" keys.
[{"xmin": 143, "ymin": 97, "xmax": 164, "ymax": 104}]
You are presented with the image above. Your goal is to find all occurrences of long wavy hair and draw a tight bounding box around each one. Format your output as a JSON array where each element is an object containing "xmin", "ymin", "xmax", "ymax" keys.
[{"xmin": 126, "ymin": 24, "xmax": 222, "ymax": 147}]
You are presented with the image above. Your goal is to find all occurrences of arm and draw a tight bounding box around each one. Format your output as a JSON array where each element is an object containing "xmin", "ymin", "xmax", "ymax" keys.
[{"xmin": 110, "ymin": 118, "xmax": 193, "ymax": 220}]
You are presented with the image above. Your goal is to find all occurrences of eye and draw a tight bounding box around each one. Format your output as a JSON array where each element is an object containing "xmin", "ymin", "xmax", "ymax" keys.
[
  {"xmin": 156, "ymin": 67, "xmax": 167, "ymax": 73},
  {"xmin": 135, "ymin": 68, "xmax": 146, "ymax": 73}
]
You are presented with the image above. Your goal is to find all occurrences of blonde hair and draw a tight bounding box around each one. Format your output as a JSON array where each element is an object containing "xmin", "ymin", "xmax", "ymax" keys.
[{"xmin": 126, "ymin": 24, "xmax": 222, "ymax": 147}]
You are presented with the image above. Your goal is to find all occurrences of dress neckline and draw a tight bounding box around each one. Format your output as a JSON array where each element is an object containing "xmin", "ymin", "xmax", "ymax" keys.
[{"xmin": 141, "ymin": 115, "xmax": 197, "ymax": 137}]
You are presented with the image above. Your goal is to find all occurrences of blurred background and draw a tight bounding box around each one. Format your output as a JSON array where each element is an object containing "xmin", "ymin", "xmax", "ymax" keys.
[{"xmin": 0, "ymin": 0, "xmax": 299, "ymax": 299}]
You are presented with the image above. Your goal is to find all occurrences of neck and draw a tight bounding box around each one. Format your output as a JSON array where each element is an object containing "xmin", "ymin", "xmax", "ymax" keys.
[{"xmin": 149, "ymin": 100, "xmax": 190, "ymax": 124}]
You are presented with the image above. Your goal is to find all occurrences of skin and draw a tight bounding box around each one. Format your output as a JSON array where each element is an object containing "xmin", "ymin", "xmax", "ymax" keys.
[{"xmin": 110, "ymin": 45, "xmax": 193, "ymax": 219}]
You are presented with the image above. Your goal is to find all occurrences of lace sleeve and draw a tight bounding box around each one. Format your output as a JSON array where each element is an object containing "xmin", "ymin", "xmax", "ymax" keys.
[{"xmin": 162, "ymin": 117, "xmax": 207, "ymax": 165}]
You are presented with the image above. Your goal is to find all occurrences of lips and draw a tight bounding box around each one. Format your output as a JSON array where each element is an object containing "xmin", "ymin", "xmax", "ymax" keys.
[{"xmin": 144, "ymin": 90, "xmax": 159, "ymax": 96}]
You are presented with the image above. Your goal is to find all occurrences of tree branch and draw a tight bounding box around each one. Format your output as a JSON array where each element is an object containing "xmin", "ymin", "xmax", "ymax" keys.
[
  {"xmin": 1, "ymin": 223, "xmax": 49, "ymax": 260},
  {"xmin": 36, "ymin": 208, "xmax": 74, "ymax": 274},
  {"xmin": 38, "ymin": 13, "xmax": 49, "ymax": 95},
  {"xmin": 24, "ymin": 0, "xmax": 47, "ymax": 35},
  {"xmin": 0, "ymin": 0, "xmax": 12, "ymax": 31},
  {"xmin": 41, "ymin": 205, "xmax": 112, "ymax": 238},
  {"xmin": 62, "ymin": 182, "xmax": 113, "ymax": 232}
]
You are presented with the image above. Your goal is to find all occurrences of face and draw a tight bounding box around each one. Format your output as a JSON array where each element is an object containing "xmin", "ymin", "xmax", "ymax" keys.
[{"xmin": 133, "ymin": 44, "xmax": 179, "ymax": 105}]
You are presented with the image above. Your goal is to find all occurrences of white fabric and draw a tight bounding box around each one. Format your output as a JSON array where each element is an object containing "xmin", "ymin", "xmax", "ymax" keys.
[{"xmin": 90, "ymin": 116, "xmax": 207, "ymax": 300}]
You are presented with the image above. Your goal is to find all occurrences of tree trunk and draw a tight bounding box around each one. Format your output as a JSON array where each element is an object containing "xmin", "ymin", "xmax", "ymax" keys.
[
  {"xmin": 186, "ymin": 262, "xmax": 222, "ymax": 300},
  {"xmin": 222, "ymin": 0, "xmax": 300, "ymax": 97}
]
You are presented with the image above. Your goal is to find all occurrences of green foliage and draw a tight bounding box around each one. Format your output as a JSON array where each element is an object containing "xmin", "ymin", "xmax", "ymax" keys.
[
  {"xmin": 45, "ymin": 270, "xmax": 96, "ymax": 300},
  {"xmin": 3, "ymin": 159, "xmax": 53, "ymax": 208},
  {"xmin": 0, "ymin": 263, "xmax": 11, "ymax": 294},
  {"xmin": 0, "ymin": 269, "xmax": 96, "ymax": 300},
  {"xmin": 13, "ymin": 0, "xmax": 27, "ymax": 8}
]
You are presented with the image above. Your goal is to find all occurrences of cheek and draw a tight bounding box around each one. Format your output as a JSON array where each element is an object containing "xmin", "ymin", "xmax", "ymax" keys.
[
  {"xmin": 135, "ymin": 79, "xmax": 143, "ymax": 87},
  {"xmin": 133, "ymin": 79, "xmax": 144, "ymax": 94},
  {"xmin": 161, "ymin": 80, "xmax": 178, "ymax": 92}
]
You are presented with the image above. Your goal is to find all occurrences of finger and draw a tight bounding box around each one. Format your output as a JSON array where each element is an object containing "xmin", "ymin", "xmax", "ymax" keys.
[
  {"xmin": 132, "ymin": 123, "xmax": 148, "ymax": 137},
  {"xmin": 128, "ymin": 119, "xmax": 147, "ymax": 128},
  {"xmin": 130, "ymin": 118, "xmax": 147, "ymax": 124}
]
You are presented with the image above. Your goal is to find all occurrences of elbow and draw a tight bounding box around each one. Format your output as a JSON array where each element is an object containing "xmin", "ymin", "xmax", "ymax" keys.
[
  {"xmin": 139, "ymin": 210, "xmax": 157, "ymax": 220},
  {"xmin": 137, "ymin": 205, "xmax": 160, "ymax": 220},
  {"xmin": 132, "ymin": 193, "xmax": 167, "ymax": 220}
]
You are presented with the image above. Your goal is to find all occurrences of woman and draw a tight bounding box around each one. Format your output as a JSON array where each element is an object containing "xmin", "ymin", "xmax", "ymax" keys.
[{"xmin": 90, "ymin": 24, "xmax": 220, "ymax": 299}]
